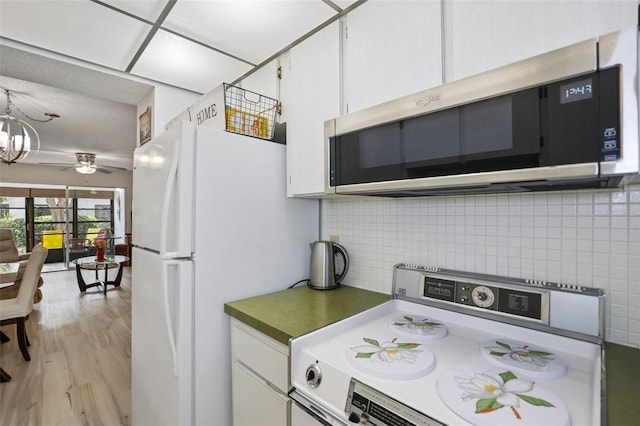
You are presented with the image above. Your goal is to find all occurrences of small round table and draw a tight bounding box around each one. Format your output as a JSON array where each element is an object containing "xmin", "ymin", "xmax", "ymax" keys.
[{"xmin": 72, "ymin": 255, "xmax": 129, "ymax": 295}]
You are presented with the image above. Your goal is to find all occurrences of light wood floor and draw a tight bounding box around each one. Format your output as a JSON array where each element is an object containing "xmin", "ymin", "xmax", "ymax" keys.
[{"xmin": 0, "ymin": 267, "xmax": 131, "ymax": 426}]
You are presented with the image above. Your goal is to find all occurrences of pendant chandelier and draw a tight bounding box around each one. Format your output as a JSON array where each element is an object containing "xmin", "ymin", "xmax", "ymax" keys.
[{"xmin": 0, "ymin": 89, "xmax": 57, "ymax": 165}]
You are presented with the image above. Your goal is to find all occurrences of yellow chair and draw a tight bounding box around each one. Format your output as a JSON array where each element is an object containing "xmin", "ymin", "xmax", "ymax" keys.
[
  {"xmin": 85, "ymin": 228, "xmax": 105, "ymax": 243},
  {"xmin": 42, "ymin": 230, "xmax": 63, "ymax": 249}
]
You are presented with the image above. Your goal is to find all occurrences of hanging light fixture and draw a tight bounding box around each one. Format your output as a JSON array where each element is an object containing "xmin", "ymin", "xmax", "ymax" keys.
[
  {"xmin": 75, "ymin": 163, "xmax": 97, "ymax": 175},
  {"xmin": 0, "ymin": 89, "xmax": 58, "ymax": 165},
  {"xmin": 75, "ymin": 152, "xmax": 97, "ymax": 174}
]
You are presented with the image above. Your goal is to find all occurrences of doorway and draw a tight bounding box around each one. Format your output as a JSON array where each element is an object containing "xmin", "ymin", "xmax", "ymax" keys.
[{"xmin": 0, "ymin": 186, "xmax": 126, "ymax": 271}]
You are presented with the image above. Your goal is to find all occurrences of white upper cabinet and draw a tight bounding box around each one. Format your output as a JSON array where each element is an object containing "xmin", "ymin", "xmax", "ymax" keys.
[
  {"xmin": 280, "ymin": 21, "xmax": 341, "ymax": 197},
  {"xmin": 281, "ymin": 0, "xmax": 637, "ymax": 198},
  {"xmin": 239, "ymin": 60, "xmax": 279, "ymax": 101},
  {"xmin": 445, "ymin": 0, "xmax": 638, "ymax": 82},
  {"xmin": 343, "ymin": 0, "xmax": 444, "ymax": 114}
]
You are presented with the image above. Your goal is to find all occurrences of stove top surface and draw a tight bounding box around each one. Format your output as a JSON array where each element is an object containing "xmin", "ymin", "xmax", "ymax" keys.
[
  {"xmin": 436, "ymin": 364, "xmax": 571, "ymax": 426},
  {"xmin": 388, "ymin": 314, "xmax": 449, "ymax": 340},
  {"xmin": 479, "ymin": 338, "xmax": 568, "ymax": 379},
  {"xmin": 290, "ymin": 299, "xmax": 602, "ymax": 426}
]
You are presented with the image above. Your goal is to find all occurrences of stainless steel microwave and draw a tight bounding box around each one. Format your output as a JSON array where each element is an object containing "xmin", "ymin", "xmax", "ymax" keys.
[{"xmin": 324, "ymin": 26, "xmax": 639, "ymax": 197}]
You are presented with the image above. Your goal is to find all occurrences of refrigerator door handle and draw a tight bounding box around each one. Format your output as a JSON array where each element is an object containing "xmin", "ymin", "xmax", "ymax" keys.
[
  {"xmin": 160, "ymin": 142, "xmax": 180, "ymax": 260},
  {"xmin": 161, "ymin": 260, "xmax": 179, "ymax": 377}
]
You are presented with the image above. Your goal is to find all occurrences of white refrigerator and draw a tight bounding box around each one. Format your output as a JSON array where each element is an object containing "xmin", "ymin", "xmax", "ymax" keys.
[{"xmin": 131, "ymin": 121, "xmax": 318, "ymax": 426}]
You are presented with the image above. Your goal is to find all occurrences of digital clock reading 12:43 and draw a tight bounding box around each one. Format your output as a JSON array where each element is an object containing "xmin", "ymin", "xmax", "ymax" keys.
[{"xmin": 560, "ymin": 78, "xmax": 593, "ymax": 104}]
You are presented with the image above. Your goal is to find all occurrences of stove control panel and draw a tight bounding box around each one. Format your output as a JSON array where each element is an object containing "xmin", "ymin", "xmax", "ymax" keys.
[
  {"xmin": 346, "ymin": 378, "xmax": 445, "ymax": 426},
  {"xmin": 419, "ymin": 274, "xmax": 549, "ymax": 324},
  {"xmin": 393, "ymin": 263, "xmax": 605, "ymax": 341}
]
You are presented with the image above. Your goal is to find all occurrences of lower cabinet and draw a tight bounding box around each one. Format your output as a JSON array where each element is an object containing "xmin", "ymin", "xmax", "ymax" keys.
[
  {"xmin": 230, "ymin": 318, "xmax": 290, "ymax": 426},
  {"xmin": 291, "ymin": 402, "xmax": 322, "ymax": 426}
]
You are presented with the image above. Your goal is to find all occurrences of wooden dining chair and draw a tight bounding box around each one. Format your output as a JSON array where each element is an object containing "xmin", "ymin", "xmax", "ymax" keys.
[{"xmin": 0, "ymin": 244, "xmax": 48, "ymax": 362}]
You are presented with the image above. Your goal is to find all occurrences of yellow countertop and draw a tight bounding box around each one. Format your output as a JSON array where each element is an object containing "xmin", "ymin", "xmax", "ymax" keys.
[{"xmin": 225, "ymin": 285, "xmax": 640, "ymax": 425}]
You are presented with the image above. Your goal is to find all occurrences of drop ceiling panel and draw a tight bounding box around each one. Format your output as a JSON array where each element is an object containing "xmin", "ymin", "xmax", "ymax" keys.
[
  {"xmin": 0, "ymin": 0, "xmax": 150, "ymax": 71},
  {"xmin": 101, "ymin": 0, "xmax": 169, "ymax": 22},
  {"xmin": 164, "ymin": 0, "xmax": 338, "ymax": 65},
  {"xmin": 131, "ymin": 29, "xmax": 253, "ymax": 94},
  {"xmin": 334, "ymin": 1, "xmax": 362, "ymax": 10}
]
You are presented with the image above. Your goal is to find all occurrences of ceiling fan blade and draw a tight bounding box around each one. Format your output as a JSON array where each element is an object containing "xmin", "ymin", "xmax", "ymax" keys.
[
  {"xmin": 39, "ymin": 162, "xmax": 74, "ymax": 167},
  {"xmin": 39, "ymin": 162, "xmax": 75, "ymax": 171},
  {"xmin": 99, "ymin": 164, "xmax": 127, "ymax": 171},
  {"xmin": 40, "ymin": 157, "xmax": 127, "ymax": 173}
]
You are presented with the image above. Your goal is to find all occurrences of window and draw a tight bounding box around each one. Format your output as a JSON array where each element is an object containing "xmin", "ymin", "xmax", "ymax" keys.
[
  {"xmin": 94, "ymin": 204, "xmax": 111, "ymax": 221},
  {"xmin": 34, "ymin": 197, "xmax": 68, "ymax": 249},
  {"xmin": 0, "ymin": 196, "xmax": 27, "ymax": 253},
  {"xmin": 0, "ymin": 187, "xmax": 121, "ymax": 264},
  {"xmin": 77, "ymin": 198, "xmax": 113, "ymax": 239}
]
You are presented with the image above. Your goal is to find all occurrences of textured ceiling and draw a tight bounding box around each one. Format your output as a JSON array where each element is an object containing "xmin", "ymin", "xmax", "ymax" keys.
[{"xmin": 0, "ymin": 0, "xmax": 363, "ymax": 172}]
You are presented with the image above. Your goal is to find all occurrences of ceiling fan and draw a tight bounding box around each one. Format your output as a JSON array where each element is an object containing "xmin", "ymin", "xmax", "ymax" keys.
[{"xmin": 41, "ymin": 152, "xmax": 126, "ymax": 174}]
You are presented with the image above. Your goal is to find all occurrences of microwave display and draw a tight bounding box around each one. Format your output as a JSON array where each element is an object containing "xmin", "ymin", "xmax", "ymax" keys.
[{"xmin": 560, "ymin": 78, "xmax": 593, "ymax": 104}]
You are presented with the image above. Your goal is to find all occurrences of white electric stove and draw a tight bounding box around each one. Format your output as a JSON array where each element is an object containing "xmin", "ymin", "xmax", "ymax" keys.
[{"xmin": 289, "ymin": 264, "xmax": 605, "ymax": 426}]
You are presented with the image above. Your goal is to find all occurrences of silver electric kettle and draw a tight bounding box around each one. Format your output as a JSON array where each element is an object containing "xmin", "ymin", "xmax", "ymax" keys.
[{"xmin": 309, "ymin": 241, "xmax": 350, "ymax": 290}]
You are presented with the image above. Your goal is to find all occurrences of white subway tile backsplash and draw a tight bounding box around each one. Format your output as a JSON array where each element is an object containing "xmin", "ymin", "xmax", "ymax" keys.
[
  {"xmin": 594, "ymin": 204, "xmax": 610, "ymax": 216},
  {"xmin": 322, "ymin": 187, "xmax": 640, "ymax": 349},
  {"xmin": 578, "ymin": 193, "xmax": 593, "ymax": 204},
  {"xmin": 593, "ymin": 192, "xmax": 611, "ymax": 204},
  {"xmin": 608, "ymin": 329, "xmax": 628, "ymax": 343},
  {"xmin": 629, "ymin": 204, "xmax": 640, "ymax": 216},
  {"xmin": 611, "ymin": 191, "xmax": 628, "ymax": 204},
  {"xmin": 577, "ymin": 216, "xmax": 593, "ymax": 228}
]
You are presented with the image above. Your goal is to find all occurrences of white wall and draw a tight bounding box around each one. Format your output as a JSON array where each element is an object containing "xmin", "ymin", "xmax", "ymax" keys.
[{"xmin": 152, "ymin": 84, "xmax": 200, "ymax": 135}]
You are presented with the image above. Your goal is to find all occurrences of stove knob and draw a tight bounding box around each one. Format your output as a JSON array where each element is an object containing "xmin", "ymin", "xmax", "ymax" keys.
[
  {"xmin": 348, "ymin": 412, "xmax": 369, "ymax": 424},
  {"xmin": 348, "ymin": 412, "xmax": 361, "ymax": 423},
  {"xmin": 305, "ymin": 364, "xmax": 322, "ymax": 388}
]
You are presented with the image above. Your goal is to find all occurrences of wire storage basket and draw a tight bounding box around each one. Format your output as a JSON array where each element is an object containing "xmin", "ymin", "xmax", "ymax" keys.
[{"xmin": 223, "ymin": 84, "xmax": 279, "ymax": 140}]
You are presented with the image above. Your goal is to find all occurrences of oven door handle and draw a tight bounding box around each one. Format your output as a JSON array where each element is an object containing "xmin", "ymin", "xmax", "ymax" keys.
[{"xmin": 289, "ymin": 388, "xmax": 349, "ymax": 426}]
